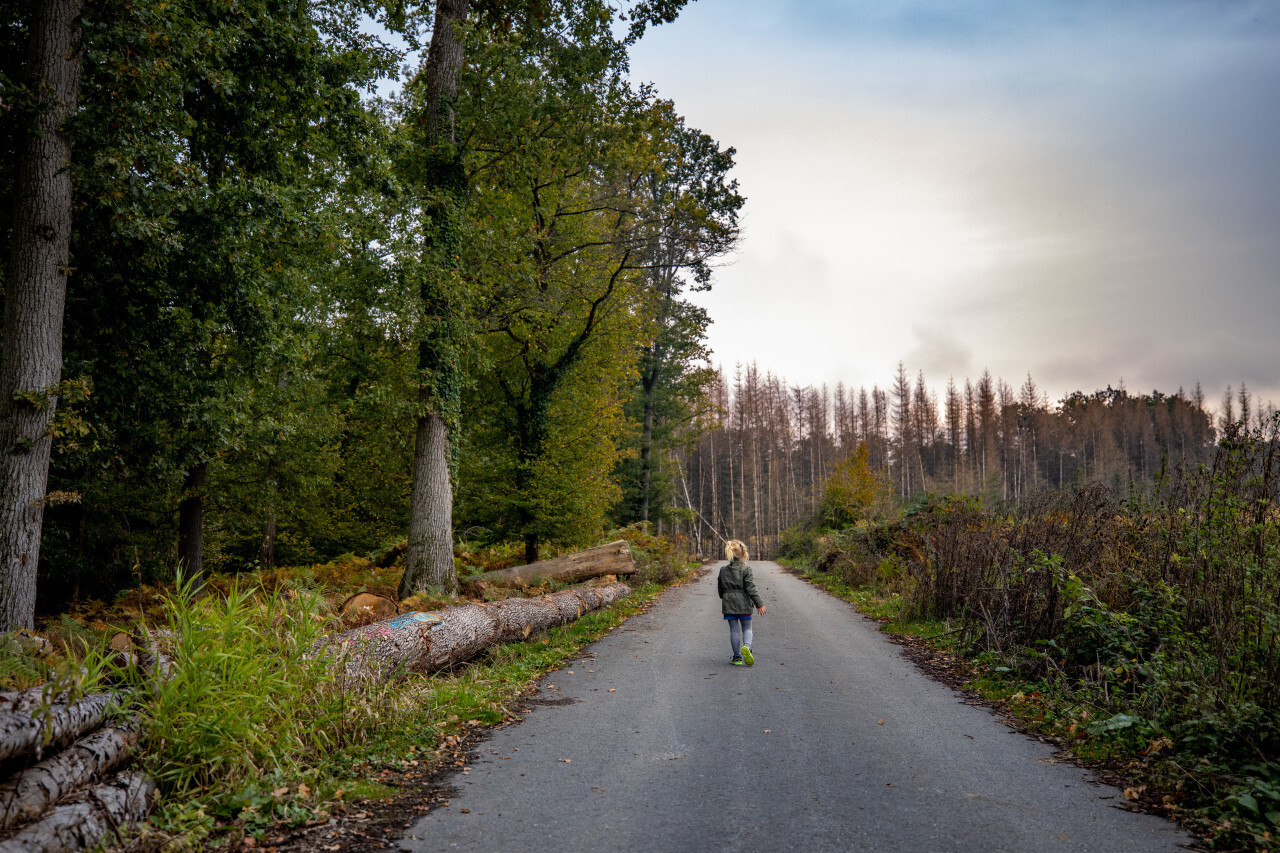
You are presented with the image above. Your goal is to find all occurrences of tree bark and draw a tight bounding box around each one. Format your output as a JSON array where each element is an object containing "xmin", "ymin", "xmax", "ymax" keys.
[
  {"xmin": 461, "ymin": 540, "xmax": 634, "ymax": 594},
  {"xmin": 261, "ymin": 477, "xmax": 278, "ymax": 571},
  {"xmin": 176, "ymin": 462, "xmax": 206, "ymax": 586},
  {"xmin": 0, "ymin": 0, "xmax": 84, "ymax": 631},
  {"xmin": 639, "ymin": 357, "xmax": 657, "ymax": 523},
  {"xmin": 401, "ymin": 0, "xmax": 471, "ymax": 599},
  {"xmin": 0, "ymin": 727, "xmax": 138, "ymax": 830},
  {"xmin": 402, "ymin": 410, "xmax": 455, "ymax": 598},
  {"xmin": 0, "ymin": 691, "xmax": 122, "ymax": 763},
  {"xmin": 0, "ymin": 771, "xmax": 154, "ymax": 853},
  {"xmin": 313, "ymin": 582, "xmax": 630, "ymax": 683}
]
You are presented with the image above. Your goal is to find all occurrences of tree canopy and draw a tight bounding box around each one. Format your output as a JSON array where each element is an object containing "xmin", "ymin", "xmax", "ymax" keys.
[{"xmin": 0, "ymin": 0, "xmax": 737, "ymax": 624}]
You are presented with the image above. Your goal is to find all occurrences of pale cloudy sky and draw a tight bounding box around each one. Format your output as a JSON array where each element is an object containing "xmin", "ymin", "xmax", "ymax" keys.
[{"xmin": 627, "ymin": 0, "xmax": 1280, "ymax": 408}]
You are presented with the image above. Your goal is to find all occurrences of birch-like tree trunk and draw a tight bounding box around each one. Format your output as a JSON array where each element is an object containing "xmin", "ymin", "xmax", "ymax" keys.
[
  {"xmin": 0, "ymin": 771, "xmax": 153, "ymax": 853},
  {"xmin": 0, "ymin": 0, "xmax": 83, "ymax": 630},
  {"xmin": 0, "ymin": 691, "xmax": 122, "ymax": 763},
  {"xmin": 0, "ymin": 726, "xmax": 138, "ymax": 830}
]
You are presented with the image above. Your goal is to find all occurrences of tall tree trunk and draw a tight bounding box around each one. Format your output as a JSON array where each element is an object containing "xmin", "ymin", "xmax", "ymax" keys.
[
  {"xmin": 0, "ymin": 0, "xmax": 82, "ymax": 630},
  {"xmin": 399, "ymin": 0, "xmax": 470, "ymax": 598},
  {"xmin": 176, "ymin": 462, "xmax": 206, "ymax": 586},
  {"xmin": 401, "ymin": 410, "xmax": 455, "ymax": 597},
  {"xmin": 638, "ymin": 359, "xmax": 657, "ymax": 523},
  {"xmin": 260, "ymin": 477, "xmax": 277, "ymax": 571}
]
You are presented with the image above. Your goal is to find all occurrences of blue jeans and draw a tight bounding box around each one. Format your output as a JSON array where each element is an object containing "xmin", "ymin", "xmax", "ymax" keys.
[{"xmin": 725, "ymin": 615, "xmax": 753, "ymax": 655}]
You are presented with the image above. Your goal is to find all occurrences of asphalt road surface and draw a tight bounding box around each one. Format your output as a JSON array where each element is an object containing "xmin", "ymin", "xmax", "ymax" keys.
[{"xmin": 400, "ymin": 561, "xmax": 1194, "ymax": 853}]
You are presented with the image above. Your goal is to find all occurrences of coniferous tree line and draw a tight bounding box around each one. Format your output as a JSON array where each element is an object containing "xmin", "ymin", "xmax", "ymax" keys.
[{"xmin": 656, "ymin": 362, "xmax": 1259, "ymax": 560}]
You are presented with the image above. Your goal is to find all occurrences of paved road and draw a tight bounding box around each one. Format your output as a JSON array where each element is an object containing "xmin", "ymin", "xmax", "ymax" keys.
[{"xmin": 400, "ymin": 562, "xmax": 1194, "ymax": 852}]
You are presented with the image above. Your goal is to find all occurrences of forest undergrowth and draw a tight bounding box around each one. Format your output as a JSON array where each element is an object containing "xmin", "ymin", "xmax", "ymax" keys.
[
  {"xmin": 0, "ymin": 527, "xmax": 695, "ymax": 849},
  {"xmin": 783, "ymin": 413, "xmax": 1280, "ymax": 851}
]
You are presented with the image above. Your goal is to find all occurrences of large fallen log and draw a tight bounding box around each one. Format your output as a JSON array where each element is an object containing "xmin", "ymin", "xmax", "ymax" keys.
[
  {"xmin": 461, "ymin": 540, "xmax": 635, "ymax": 595},
  {"xmin": 0, "ymin": 771, "xmax": 154, "ymax": 853},
  {"xmin": 0, "ymin": 726, "xmax": 139, "ymax": 830},
  {"xmin": 0, "ymin": 692, "xmax": 122, "ymax": 763},
  {"xmin": 314, "ymin": 582, "xmax": 631, "ymax": 682}
]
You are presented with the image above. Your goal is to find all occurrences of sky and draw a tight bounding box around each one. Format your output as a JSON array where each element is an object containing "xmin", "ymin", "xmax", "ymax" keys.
[{"xmin": 625, "ymin": 0, "xmax": 1280, "ymax": 410}]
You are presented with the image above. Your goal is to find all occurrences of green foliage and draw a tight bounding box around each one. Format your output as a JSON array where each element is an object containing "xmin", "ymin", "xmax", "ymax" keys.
[
  {"xmin": 613, "ymin": 109, "xmax": 741, "ymax": 527},
  {"xmin": 429, "ymin": 9, "xmax": 732, "ymax": 557},
  {"xmin": 789, "ymin": 413, "xmax": 1280, "ymax": 849},
  {"xmin": 7, "ymin": 0, "xmax": 712, "ymax": 652},
  {"xmin": 136, "ymin": 575, "xmax": 344, "ymax": 799},
  {"xmin": 25, "ymin": 0, "xmax": 406, "ymax": 606},
  {"xmin": 819, "ymin": 442, "xmax": 894, "ymax": 528}
]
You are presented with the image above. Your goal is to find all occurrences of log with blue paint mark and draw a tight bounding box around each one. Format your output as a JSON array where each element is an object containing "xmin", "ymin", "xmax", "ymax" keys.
[{"xmin": 312, "ymin": 583, "xmax": 631, "ymax": 682}]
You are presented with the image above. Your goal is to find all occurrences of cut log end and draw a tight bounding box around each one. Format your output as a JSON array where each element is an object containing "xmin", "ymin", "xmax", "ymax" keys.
[{"xmin": 339, "ymin": 592, "xmax": 400, "ymax": 627}]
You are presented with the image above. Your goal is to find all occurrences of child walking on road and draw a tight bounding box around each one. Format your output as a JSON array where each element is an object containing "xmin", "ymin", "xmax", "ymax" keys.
[{"xmin": 718, "ymin": 540, "xmax": 766, "ymax": 666}]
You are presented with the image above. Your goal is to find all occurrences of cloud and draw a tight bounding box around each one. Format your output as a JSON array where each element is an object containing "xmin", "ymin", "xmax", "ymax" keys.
[
  {"xmin": 634, "ymin": 0, "xmax": 1280, "ymax": 405},
  {"xmin": 905, "ymin": 326, "xmax": 973, "ymax": 380}
]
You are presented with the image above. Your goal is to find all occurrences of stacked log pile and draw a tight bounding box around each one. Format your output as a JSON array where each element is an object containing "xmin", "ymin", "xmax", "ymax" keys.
[
  {"xmin": 0, "ymin": 545, "xmax": 634, "ymax": 849},
  {"xmin": 0, "ymin": 686, "xmax": 154, "ymax": 851}
]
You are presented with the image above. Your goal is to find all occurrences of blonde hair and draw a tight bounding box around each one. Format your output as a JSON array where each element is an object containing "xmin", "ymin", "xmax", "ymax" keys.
[{"xmin": 723, "ymin": 539, "xmax": 749, "ymax": 562}]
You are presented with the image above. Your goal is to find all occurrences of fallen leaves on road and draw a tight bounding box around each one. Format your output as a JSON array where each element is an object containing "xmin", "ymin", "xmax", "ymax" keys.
[
  {"xmin": 1123, "ymin": 786, "xmax": 1147, "ymax": 801},
  {"xmin": 878, "ymin": 719, "xmax": 885, "ymax": 725}
]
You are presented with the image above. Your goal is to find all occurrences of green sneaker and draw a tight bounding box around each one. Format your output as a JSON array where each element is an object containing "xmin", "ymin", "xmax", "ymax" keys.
[
  {"xmin": 741, "ymin": 645, "xmax": 754, "ymax": 666},
  {"xmin": 731, "ymin": 655, "xmax": 744, "ymax": 666}
]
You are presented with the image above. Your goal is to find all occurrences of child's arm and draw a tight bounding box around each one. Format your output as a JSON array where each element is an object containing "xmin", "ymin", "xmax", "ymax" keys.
[{"xmin": 743, "ymin": 567, "xmax": 764, "ymax": 613}]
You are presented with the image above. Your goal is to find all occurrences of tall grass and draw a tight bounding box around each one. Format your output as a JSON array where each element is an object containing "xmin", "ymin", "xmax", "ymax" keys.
[{"xmin": 137, "ymin": 575, "xmax": 348, "ymax": 797}]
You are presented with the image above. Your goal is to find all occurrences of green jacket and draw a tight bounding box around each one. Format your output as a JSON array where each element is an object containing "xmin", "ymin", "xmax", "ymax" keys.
[{"xmin": 718, "ymin": 558, "xmax": 763, "ymax": 615}]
